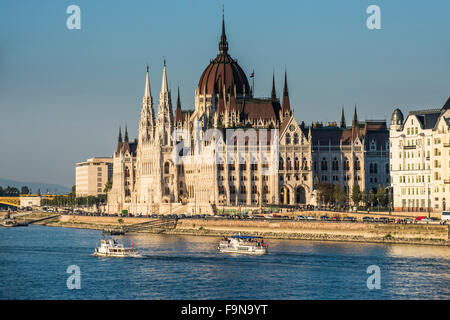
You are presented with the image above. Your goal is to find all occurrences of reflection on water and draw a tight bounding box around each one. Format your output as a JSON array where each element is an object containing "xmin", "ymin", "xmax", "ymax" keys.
[{"xmin": 0, "ymin": 225, "xmax": 449, "ymax": 299}]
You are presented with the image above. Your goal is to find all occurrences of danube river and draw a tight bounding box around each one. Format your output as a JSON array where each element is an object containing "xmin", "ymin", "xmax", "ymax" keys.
[{"xmin": 0, "ymin": 225, "xmax": 449, "ymax": 299}]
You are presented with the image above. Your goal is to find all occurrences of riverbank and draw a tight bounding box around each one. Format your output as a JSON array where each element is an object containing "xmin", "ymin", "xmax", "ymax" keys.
[{"xmin": 23, "ymin": 213, "xmax": 449, "ymax": 247}]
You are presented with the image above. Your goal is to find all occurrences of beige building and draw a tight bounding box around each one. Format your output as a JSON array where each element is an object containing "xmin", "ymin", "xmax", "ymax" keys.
[
  {"xmin": 19, "ymin": 196, "xmax": 41, "ymax": 208},
  {"xmin": 106, "ymin": 15, "xmax": 390, "ymax": 216},
  {"xmin": 390, "ymin": 97, "xmax": 450, "ymax": 213},
  {"xmin": 75, "ymin": 157, "xmax": 113, "ymax": 197}
]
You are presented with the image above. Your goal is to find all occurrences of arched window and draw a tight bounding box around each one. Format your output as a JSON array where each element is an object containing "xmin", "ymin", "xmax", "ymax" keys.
[
  {"xmin": 164, "ymin": 162, "xmax": 170, "ymax": 174},
  {"xmin": 294, "ymin": 157, "xmax": 299, "ymax": 170},
  {"xmin": 332, "ymin": 158, "xmax": 339, "ymax": 171},
  {"xmin": 302, "ymin": 157, "xmax": 308, "ymax": 170},
  {"xmin": 293, "ymin": 133, "xmax": 299, "ymax": 144},
  {"xmin": 279, "ymin": 157, "xmax": 284, "ymax": 170},
  {"xmin": 286, "ymin": 133, "xmax": 291, "ymax": 145},
  {"xmin": 321, "ymin": 159, "xmax": 328, "ymax": 171},
  {"xmin": 344, "ymin": 158, "xmax": 350, "ymax": 171},
  {"xmin": 286, "ymin": 157, "xmax": 292, "ymax": 170},
  {"xmin": 355, "ymin": 159, "xmax": 361, "ymax": 171}
]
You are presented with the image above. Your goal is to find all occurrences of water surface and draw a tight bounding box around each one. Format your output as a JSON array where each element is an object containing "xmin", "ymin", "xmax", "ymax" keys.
[{"xmin": 0, "ymin": 225, "xmax": 449, "ymax": 299}]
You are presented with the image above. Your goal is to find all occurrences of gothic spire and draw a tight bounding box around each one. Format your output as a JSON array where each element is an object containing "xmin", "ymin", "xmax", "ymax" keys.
[
  {"xmin": 219, "ymin": 8, "xmax": 228, "ymax": 55},
  {"xmin": 144, "ymin": 65, "xmax": 151, "ymax": 97},
  {"xmin": 118, "ymin": 126, "xmax": 122, "ymax": 143},
  {"xmin": 161, "ymin": 59, "xmax": 168, "ymax": 96},
  {"xmin": 283, "ymin": 68, "xmax": 289, "ymax": 97},
  {"xmin": 271, "ymin": 71, "xmax": 276, "ymax": 100},
  {"xmin": 124, "ymin": 124, "xmax": 129, "ymax": 142},
  {"xmin": 352, "ymin": 104, "xmax": 358, "ymax": 126},
  {"xmin": 340, "ymin": 106, "xmax": 346, "ymax": 128},
  {"xmin": 176, "ymin": 86, "xmax": 181, "ymax": 110},
  {"xmin": 281, "ymin": 68, "xmax": 291, "ymax": 115}
]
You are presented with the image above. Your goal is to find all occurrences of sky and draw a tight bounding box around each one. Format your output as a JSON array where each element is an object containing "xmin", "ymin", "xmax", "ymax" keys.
[{"xmin": 0, "ymin": 0, "xmax": 449, "ymax": 188}]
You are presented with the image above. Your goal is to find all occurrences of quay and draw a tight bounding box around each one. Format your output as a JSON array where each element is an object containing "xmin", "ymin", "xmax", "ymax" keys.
[{"xmin": 2, "ymin": 210, "xmax": 447, "ymax": 246}]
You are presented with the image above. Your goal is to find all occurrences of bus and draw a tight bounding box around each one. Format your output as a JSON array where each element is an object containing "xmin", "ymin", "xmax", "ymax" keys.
[{"xmin": 442, "ymin": 211, "xmax": 450, "ymax": 221}]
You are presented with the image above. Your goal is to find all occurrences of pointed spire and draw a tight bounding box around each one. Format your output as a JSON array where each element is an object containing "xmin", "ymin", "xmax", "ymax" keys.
[
  {"xmin": 176, "ymin": 86, "xmax": 181, "ymax": 110},
  {"xmin": 283, "ymin": 68, "xmax": 289, "ymax": 97},
  {"xmin": 161, "ymin": 60, "xmax": 168, "ymax": 95},
  {"xmin": 144, "ymin": 65, "xmax": 151, "ymax": 97},
  {"xmin": 271, "ymin": 71, "xmax": 276, "ymax": 100},
  {"xmin": 352, "ymin": 104, "xmax": 358, "ymax": 126},
  {"xmin": 118, "ymin": 126, "xmax": 122, "ymax": 143},
  {"xmin": 281, "ymin": 68, "xmax": 291, "ymax": 115},
  {"xmin": 340, "ymin": 106, "xmax": 346, "ymax": 128},
  {"xmin": 219, "ymin": 7, "xmax": 228, "ymax": 55},
  {"xmin": 124, "ymin": 125, "xmax": 129, "ymax": 142}
]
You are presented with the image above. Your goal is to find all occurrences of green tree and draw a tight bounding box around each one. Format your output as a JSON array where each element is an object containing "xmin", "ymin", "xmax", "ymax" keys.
[
  {"xmin": 316, "ymin": 182, "xmax": 333, "ymax": 205},
  {"xmin": 103, "ymin": 179, "xmax": 113, "ymax": 193},
  {"xmin": 351, "ymin": 184, "xmax": 362, "ymax": 206},
  {"xmin": 21, "ymin": 186, "xmax": 30, "ymax": 195},
  {"xmin": 368, "ymin": 189, "xmax": 376, "ymax": 207},
  {"xmin": 376, "ymin": 185, "xmax": 387, "ymax": 207}
]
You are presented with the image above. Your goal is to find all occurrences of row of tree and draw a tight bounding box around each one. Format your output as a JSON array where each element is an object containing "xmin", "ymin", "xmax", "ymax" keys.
[
  {"xmin": 0, "ymin": 186, "xmax": 33, "ymax": 196},
  {"xmin": 316, "ymin": 183, "xmax": 390, "ymax": 208}
]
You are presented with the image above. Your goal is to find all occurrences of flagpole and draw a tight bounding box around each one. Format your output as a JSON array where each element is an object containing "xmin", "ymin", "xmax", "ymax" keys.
[{"xmin": 252, "ymin": 69, "xmax": 255, "ymax": 97}]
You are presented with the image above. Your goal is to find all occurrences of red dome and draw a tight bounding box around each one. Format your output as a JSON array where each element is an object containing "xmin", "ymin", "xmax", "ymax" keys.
[
  {"xmin": 198, "ymin": 54, "xmax": 250, "ymax": 96},
  {"xmin": 197, "ymin": 14, "xmax": 250, "ymax": 96}
]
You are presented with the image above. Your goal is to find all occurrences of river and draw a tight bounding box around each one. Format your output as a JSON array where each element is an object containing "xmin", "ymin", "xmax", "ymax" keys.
[{"xmin": 0, "ymin": 225, "xmax": 449, "ymax": 299}]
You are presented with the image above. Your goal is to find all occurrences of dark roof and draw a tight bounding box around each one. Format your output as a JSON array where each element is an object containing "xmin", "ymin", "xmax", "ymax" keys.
[
  {"xmin": 239, "ymin": 98, "xmax": 280, "ymax": 121},
  {"xmin": 311, "ymin": 120, "xmax": 388, "ymax": 148},
  {"xmin": 409, "ymin": 109, "xmax": 441, "ymax": 130},
  {"xmin": 442, "ymin": 97, "xmax": 450, "ymax": 110}
]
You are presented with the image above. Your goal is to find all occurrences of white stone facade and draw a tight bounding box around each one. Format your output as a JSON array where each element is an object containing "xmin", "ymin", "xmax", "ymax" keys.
[{"xmin": 389, "ymin": 98, "xmax": 450, "ymax": 213}]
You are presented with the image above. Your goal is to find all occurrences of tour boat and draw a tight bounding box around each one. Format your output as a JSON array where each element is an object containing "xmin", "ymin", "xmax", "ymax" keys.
[
  {"xmin": 218, "ymin": 234, "xmax": 268, "ymax": 255},
  {"xmin": 92, "ymin": 238, "xmax": 141, "ymax": 258}
]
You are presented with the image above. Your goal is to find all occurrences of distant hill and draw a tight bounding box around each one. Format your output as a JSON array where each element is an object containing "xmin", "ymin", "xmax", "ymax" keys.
[{"xmin": 0, "ymin": 178, "xmax": 71, "ymax": 195}]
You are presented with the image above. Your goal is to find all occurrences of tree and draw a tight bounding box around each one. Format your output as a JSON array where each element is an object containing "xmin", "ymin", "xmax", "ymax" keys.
[
  {"xmin": 0, "ymin": 186, "xmax": 3, "ymax": 196},
  {"xmin": 376, "ymin": 185, "xmax": 387, "ymax": 207},
  {"xmin": 316, "ymin": 182, "xmax": 333, "ymax": 205},
  {"xmin": 351, "ymin": 184, "xmax": 362, "ymax": 206},
  {"xmin": 103, "ymin": 179, "xmax": 112, "ymax": 193},
  {"xmin": 21, "ymin": 186, "xmax": 30, "ymax": 195},
  {"xmin": 332, "ymin": 184, "xmax": 347, "ymax": 207},
  {"xmin": 368, "ymin": 189, "xmax": 376, "ymax": 207}
]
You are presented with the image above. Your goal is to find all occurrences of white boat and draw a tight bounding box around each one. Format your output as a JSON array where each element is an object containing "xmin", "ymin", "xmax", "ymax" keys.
[
  {"xmin": 218, "ymin": 234, "xmax": 268, "ymax": 255},
  {"xmin": 92, "ymin": 238, "xmax": 141, "ymax": 258}
]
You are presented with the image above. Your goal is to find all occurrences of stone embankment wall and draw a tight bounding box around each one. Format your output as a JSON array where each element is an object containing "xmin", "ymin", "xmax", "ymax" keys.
[
  {"xmin": 50, "ymin": 215, "xmax": 449, "ymax": 245},
  {"xmin": 175, "ymin": 219, "xmax": 449, "ymax": 241}
]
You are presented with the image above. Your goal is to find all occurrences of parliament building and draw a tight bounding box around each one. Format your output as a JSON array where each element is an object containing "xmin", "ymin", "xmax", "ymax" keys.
[{"xmin": 106, "ymin": 15, "xmax": 390, "ymax": 215}]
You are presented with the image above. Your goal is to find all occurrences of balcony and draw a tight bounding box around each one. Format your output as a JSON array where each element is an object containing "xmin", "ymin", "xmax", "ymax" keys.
[
  {"xmin": 444, "ymin": 143, "xmax": 450, "ymax": 148},
  {"xmin": 444, "ymin": 179, "xmax": 450, "ymax": 184},
  {"xmin": 404, "ymin": 145, "xmax": 416, "ymax": 150}
]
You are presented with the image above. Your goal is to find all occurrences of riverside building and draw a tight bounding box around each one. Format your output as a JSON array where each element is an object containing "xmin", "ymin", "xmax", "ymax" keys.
[
  {"xmin": 106, "ymin": 14, "xmax": 390, "ymax": 215},
  {"xmin": 389, "ymin": 97, "xmax": 450, "ymax": 212},
  {"xmin": 75, "ymin": 157, "xmax": 113, "ymax": 197}
]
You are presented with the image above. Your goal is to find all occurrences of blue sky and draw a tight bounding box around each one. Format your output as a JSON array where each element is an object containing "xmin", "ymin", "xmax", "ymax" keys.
[{"xmin": 0, "ymin": 0, "xmax": 449, "ymax": 187}]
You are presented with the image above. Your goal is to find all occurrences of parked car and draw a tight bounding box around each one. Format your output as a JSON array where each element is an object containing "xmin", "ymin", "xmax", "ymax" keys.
[
  {"xmin": 343, "ymin": 216, "xmax": 356, "ymax": 222},
  {"xmin": 320, "ymin": 215, "xmax": 330, "ymax": 221},
  {"xmin": 296, "ymin": 215, "xmax": 306, "ymax": 221},
  {"xmin": 362, "ymin": 216, "xmax": 374, "ymax": 223},
  {"xmin": 305, "ymin": 216, "xmax": 317, "ymax": 221}
]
